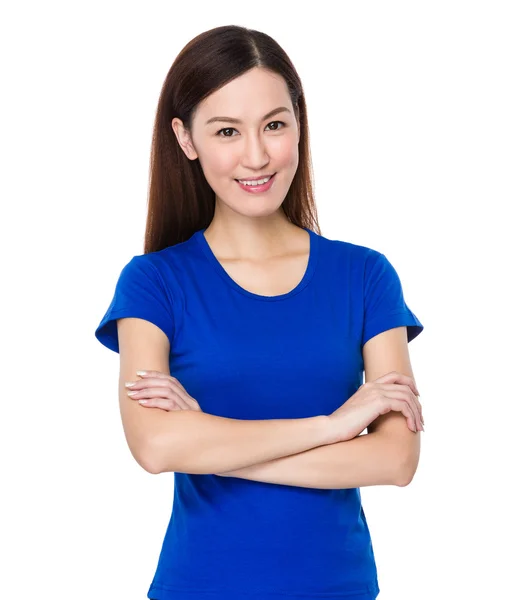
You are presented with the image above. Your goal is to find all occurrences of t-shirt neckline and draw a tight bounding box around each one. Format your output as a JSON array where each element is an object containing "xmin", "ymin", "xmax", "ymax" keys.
[{"xmin": 193, "ymin": 226, "xmax": 319, "ymax": 302}]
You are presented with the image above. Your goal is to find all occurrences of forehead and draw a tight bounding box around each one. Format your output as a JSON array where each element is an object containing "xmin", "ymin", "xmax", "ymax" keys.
[{"xmin": 197, "ymin": 68, "xmax": 292, "ymax": 123}]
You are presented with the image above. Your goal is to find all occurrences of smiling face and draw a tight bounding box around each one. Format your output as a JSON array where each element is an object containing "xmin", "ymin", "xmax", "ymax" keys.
[{"xmin": 172, "ymin": 67, "xmax": 301, "ymax": 220}]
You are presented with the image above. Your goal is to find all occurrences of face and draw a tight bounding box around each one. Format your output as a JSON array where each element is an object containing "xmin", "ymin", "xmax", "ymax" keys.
[{"xmin": 172, "ymin": 67, "xmax": 301, "ymax": 219}]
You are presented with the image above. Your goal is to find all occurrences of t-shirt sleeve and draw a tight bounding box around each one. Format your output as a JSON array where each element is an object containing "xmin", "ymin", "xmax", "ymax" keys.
[
  {"xmin": 94, "ymin": 255, "xmax": 175, "ymax": 354},
  {"xmin": 362, "ymin": 250, "xmax": 424, "ymax": 347}
]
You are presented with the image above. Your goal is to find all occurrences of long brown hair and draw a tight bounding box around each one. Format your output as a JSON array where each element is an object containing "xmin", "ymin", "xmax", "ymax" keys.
[{"xmin": 144, "ymin": 25, "xmax": 321, "ymax": 254}]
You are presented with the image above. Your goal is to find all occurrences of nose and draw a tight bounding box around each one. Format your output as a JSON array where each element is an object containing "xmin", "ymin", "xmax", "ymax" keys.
[{"xmin": 241, "ymin": 130, "xmax": 271, "ymax": 170}]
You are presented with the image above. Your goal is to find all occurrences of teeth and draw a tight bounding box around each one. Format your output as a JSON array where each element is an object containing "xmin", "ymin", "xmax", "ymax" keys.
[{"xmin": 238, "ymin": 175, "xmax": 272, "ymax": 186}]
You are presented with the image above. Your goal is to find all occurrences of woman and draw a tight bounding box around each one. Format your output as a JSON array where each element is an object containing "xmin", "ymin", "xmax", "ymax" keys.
[{"xmin": 95, "ymin": 24, "xmax": 424, "ymax": 600}]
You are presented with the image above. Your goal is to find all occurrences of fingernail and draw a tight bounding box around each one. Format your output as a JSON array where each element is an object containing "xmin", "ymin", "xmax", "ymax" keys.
[
  {"xmin": 125, "ymin": 381, "xmax": 135, "ymax": 388},
  {"xmin": 127, "ymin": 391, "xmax": 138, "ymax": 396},
  {"xmin": 136, "ymin": 370, "xmax": 147, "ymax": 376},
  {"xmin": 138, "ymin": 399, "xmax": 148, "ymax": 405}
]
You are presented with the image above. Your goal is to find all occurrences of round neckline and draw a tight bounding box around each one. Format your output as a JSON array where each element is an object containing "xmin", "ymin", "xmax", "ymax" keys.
[{"xmin": 193, "ymin": 226, "xmax": 319, "ymax": 302}]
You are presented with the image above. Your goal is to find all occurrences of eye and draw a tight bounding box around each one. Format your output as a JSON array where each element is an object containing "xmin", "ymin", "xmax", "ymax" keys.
[{"xmin": 216, "ymin": 121, "xmax": 286, "ymax": 138}]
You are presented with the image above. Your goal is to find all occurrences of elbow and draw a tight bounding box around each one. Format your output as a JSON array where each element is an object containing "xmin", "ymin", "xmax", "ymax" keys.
[
  {"xmin": 139, "ymin": 433, "xmax": 187, "ymax": 475},
  {"xmin": 130, "ymin": 440, "xmax": 165, "ymax": 475},
  {"xmin": 142, "ymin": 456, "xmax": 162, "ymax": 475},
  {"xmin": 394, "ymin": 445, "xmax": 420, "ymax": 487},
  {"xmin": 396, "ymin": 466, "xmax": 416, "ymax": 487},
  {"xmin": 142, "ymin": 441, "xmax": 171, "ymax": 475},
  {"xmin": 131, "ymin": 413, "xmax": 207, "ymax": 475}
]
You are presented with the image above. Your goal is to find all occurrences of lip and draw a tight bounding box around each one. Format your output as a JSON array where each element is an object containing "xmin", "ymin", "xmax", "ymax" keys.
[
  {"xmin": 236, "ymin": 172, "xmax": 276, "ymax": 193},
  {"xmin": 235, "ymin": 173, "xmax": 275, "ymax": 182}
]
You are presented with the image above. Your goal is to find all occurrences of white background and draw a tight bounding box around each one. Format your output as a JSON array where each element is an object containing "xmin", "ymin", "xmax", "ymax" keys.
[{"xmin": 2, "ymin": 1, "xmax": 513, "ymax": 598}]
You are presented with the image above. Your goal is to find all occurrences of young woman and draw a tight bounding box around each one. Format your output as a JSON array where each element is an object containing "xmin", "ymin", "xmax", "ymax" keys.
[{"xmin": 95, "ymin": 24, "xmax": 424, "ymax": 600}]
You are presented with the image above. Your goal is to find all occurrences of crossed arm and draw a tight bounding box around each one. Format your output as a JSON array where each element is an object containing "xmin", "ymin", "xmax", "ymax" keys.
[
  {"xmin": 216, "ymin": 415, "xmax": 418, "ymax": 488},
  {"xmin": 216, "ymin": 327, "xmax": 421, "ymax": 489}
]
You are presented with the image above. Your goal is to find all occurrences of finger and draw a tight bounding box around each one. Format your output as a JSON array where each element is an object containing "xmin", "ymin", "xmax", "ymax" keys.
[
  {"xmin": 400, "ymin": 386, "xmax": 423, "ymax": 431},
  {"xmin": 128, "ymin": 376, "xmax": 200, "ymax": 410},
  {"xmin": 125, "ymin": 371, "xmax": 196, "ymax": 403},
  {"xmin": 137, "ymin": 373, "xmax": 198, "ymax": 406},
  {"xmin": 127, "ymin": 376, "xmax": 180, "ymax": 392},
  {"xmin": 137, "ymin": 397, "xmax": 182, "ymax": 411},
  {"xmin": 390, "ymin": 399, "xmax": 418, "ymax": 432},
  {"xmin": 393, "ymin": 386, "xmax": 423, "ymax": 431},
  {"xmin": 413, "ymin": 396, "xmax": 424, "ymax": 427},
  {"xmin": 380, "ymin": 392, "xmax": 418, "ymax": 432},
  {"xmin": 400, "ymin": 382, "xmax": 423, "ymax": 423},
  {"xmin": 136, "ymin": 371, "xmax": 188, "ymax": 393},
  {"xmin": 150, "ymin": 380, "xmax": 198, "ymax": 410},
  {"xmin": 408, "ymin": 396, "xmax": 423, "ymax": 431},
  {"xmin": 379, "ymin": 395, "xmax": 417, "ymax": 432},
  {"xmin": 128, "ymin": 387, "xmax": 191, "ymax": 410},
  {"xmin": 136, "ymin": 370, "xmax": 170, "ymax": 379},
  {"xmin": 127, "ymin": 376, "xmax": 171, "ymax": 390},
  {"xmin": 379, "ymin": 384, "xmax": 423, "ymax": 430}
]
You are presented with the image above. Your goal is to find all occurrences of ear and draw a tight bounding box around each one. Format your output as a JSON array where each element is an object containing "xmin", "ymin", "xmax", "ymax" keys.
[{"xmin": 171, "ymin": 118, "xmax": 198, "ymax": 160}]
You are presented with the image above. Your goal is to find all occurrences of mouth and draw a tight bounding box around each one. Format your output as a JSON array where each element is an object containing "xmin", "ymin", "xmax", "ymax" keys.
[
  {"xmin": 234, "ymin": 173, "xmax": 277, "ymax": 193},
  {"xmin": 235, "ymin": 172, "xmax": 275, "ymax": 182}
]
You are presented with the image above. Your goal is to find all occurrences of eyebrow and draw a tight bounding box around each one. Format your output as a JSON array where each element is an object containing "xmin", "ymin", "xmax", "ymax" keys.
[{"xmin": 205, "ymin": 106, "xmax": 291, "ymax": 126}]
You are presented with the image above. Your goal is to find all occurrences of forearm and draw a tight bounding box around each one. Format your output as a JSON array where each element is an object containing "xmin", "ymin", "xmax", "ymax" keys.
[
  {"xmin": 218, "ymin": 430, "xmax": 419, "ymax": 489},
  {"xmin": 149, "ymin": 411, "xmax": 332, "ymax": 475}
]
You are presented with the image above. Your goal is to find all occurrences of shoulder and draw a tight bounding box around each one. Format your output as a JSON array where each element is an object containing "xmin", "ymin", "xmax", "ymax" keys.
[
  {"xmin": 133, "ymin": 232, "xmax": 200, "ymax": 273},
  {"xmin": 317, "ymin": 231, "xmax": 384, "ymax": 268},
  {"xmin": 114, "ymin": 253, "xmax": 166, "ymax": 295},
  {"xmin": 124, "ymin": 234, "xmax": 198, "ymax": 288}
]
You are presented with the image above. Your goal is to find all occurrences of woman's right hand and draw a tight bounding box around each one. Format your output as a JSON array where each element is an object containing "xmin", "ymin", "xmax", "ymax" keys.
[{"xmin": 326, "ymin": 371, "xmax": 424, "ymax": 444}]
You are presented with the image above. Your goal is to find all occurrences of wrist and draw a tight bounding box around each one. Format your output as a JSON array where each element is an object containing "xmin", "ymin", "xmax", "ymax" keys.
[{"xmin": 315, "ymin": 414, "xmax": 337, "ymax": 445}]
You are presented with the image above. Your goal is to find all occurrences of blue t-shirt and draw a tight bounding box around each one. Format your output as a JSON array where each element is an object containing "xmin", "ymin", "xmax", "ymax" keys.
[{"xmin": 95, "ymin": 226, "xmax": 424, "ymax": 600}]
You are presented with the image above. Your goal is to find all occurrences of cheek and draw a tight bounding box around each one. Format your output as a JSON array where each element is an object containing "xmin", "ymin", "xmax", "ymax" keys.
[
  {"xmin": 210, "ymin": 151, "xmax": 238, "ymax": 176},
  {"xmin": 198, "ymin": 140, "xmax": 236, "ymax": 175},
  {"xmin": 271, "ymin": 135, "xmax": 299, "ymax": 168}
]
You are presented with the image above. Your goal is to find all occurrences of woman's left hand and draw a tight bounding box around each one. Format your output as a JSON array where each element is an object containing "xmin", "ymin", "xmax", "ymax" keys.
[{"xmin": 125, "ymin": 370, "xmax": 203, "ymax": 412}]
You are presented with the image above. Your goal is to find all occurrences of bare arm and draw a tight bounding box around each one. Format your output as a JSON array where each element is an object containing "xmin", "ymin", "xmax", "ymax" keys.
[
  {"xmin": 116, "ymin": 317, "xmax": 332, "ymax": 475},
  {"xmin": 151, "ymin": 410, "xmax": 332, "ymax": 475},
  {"xmin": 217, "ymin": 415, "xmax": 415, "ymax": 488}
]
